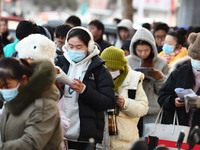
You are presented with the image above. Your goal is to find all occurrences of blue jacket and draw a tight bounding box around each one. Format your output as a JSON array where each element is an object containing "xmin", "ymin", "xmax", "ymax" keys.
[{"xmin": 3, "ymin": 39, "xmax": 19, "ymax": 57}]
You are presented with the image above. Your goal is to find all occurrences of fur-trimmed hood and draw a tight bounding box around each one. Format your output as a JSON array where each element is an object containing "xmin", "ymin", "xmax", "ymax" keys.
[
  {"xmin": 5, "ymin": 60, "xmax": 58, "ymax": 116},
  {"xmin": 170, "ymin": 56, "xmax": 191, "ymax": 72}
]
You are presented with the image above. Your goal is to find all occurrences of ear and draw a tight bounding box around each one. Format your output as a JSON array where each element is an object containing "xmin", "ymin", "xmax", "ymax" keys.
[
  {"xmin": 176, "ymin": 44, "xmax": 182, "ymax": 50},
  {"xmin": 19, "ymin": 75, "xmax": 28, "ymax": 89},
  {"xmin": 98, "ymin": 29, "xmax": 103, "ymax": 35},
  {"xmin": 21, "ymin": 74, "xmax": 28, "ymax": 83},
  {"xmin": 188, "ymin": 33, "xmax": 198, "ymax": 44}
]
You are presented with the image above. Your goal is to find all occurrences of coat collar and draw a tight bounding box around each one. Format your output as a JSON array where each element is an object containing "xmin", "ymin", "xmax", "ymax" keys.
[{"xmin": 5, "ymin": 60, "xmax": 58, "ymax": 116}]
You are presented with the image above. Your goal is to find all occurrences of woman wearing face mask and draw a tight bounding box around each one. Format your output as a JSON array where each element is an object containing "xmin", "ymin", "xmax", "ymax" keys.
[
  {"xmin": 158, "ymin": 28, "xmax": 187, "ymax": 66},
  {"xmin": 100, "ymin": 46, "xmax": 148, "ymax": 150},
  {"xmin": 126, "ymin": 28, "xmax": 169, "ymax": 135},
  {"xmin": 55, "ymin": 26, "xmax": 115, "ymax": 149},
  {"xmin": 158, "ymin": 33, "xmax": 200, "ymax": 128},
  {"xmin": 0, "ymin": 58, "xmax": 63, "ymax": 149}
]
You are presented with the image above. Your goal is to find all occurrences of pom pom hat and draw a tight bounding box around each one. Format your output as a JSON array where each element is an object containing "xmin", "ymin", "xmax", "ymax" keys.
[
  {"xmin": 15, "ymin": 34, "xmax": 56, "ymax": 63},
  {"xmin": 100, "ymin": 46, "xmax": 127, "ymax": 71},
  {"xmin": 188, "ymin": 32, "xmax": 200, "ymax": 60}
]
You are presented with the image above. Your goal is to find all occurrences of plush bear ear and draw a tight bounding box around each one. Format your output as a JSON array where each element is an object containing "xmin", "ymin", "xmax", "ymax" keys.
[{"xmin": 188, "ymin": 32, "xmax": 198, "ymax": 44}]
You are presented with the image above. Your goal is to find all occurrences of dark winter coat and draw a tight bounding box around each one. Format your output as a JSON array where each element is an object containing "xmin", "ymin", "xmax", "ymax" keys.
[
  {"xmin": 55, "ymin": 55, "xmax": 115, "ymax": 143},
  {"xmin": 158, "ymin": 59, "xmax": 200, "ymax": 128},
  {"xmin": 96, "ymin": 37, "xmax": 111, "ymax": 53}
]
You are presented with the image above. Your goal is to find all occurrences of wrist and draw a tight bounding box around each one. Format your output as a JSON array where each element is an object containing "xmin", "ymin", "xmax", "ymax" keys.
[{"xmin": 80, "ymin": 84, "xmax": 86, "ymax": 94}]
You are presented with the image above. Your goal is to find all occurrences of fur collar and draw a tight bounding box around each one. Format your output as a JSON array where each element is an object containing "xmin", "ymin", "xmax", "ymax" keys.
[
  {"xmin": 170, "ymin": 56, "xmax": 191, "ymax": 72},
  {"xmin": 6, "ymin": 60, "xmax": 57, "ymax": 116}
]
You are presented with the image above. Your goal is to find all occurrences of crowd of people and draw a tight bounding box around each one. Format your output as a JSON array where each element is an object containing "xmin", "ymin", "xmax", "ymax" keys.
[{"xmin": 0, "ymin": 15, "xmax": 200, "ymax": 150}]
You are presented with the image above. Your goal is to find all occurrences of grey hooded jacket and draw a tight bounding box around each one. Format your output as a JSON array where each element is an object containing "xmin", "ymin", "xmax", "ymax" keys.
[
  {"xmin": 114, "ymin": 19, "xmax": 135, "ymax": 49},
  {"xmin": 127, "ymin": 27, "xmax": 169, "ymax": 119}
]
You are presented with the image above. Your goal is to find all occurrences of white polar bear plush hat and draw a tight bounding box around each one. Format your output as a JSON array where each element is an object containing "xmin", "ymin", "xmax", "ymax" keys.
[{"xmin": 15, "ymin": 34, "xmax": 56, "ymax": 63}]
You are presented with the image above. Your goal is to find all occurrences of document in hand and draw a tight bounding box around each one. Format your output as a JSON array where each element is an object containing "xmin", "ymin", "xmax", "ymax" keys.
[
  {"xmin": 133, "ymin": 67, "xmax": 154, "ymax": 80},
  {"xmin": 55, "ymin": 66, "xmax": 74, "ymax": 85},
  {"xmin": 174, "ymin": 88, "xmax": 197, "ymax": 112}
]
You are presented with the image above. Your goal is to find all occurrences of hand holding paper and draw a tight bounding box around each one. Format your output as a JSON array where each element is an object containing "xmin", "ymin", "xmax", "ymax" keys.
[
  {"xmin": 55, "ymin": 66, "xmax": 74, "ymax": 85},
  {"xmin": 174, "ymin": 88, "xmax": 197, "ymax": 112},
  {"xmin": 133, "ymin": 67, "xmax": 155, "ymax": 80},
  {"xmin": 147, "ymin": 69, "xmax": 163, "ymax": 80}
]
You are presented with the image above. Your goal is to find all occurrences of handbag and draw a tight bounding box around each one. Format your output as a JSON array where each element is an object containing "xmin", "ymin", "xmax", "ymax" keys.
[{"xmin": 143, "ymin": 108, "xmax": 190, "ymax": 143}]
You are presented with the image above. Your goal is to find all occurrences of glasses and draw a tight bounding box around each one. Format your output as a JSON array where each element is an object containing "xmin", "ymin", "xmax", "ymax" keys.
[{"xmin": 55, "ymin": 41, "xmax": 65, "ymax": 47}]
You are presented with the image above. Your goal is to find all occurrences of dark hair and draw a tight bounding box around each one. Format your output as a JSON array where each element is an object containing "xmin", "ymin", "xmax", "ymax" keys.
[
  {"xmin": 187, "ymin": 25, "xmax": 200, "ymax": 37},
  {"xmin": 67, "ymin": 29, "xmax": 91, "ymax": 46},
  {"xmin": 55, "ymin": 24, "xmax": 72, "ymax": 38},
  {"xmin": 38, "ymin": 26, "xmax": 52, "ymax": 40},
  {"xmin": 118, "ymin": 27, "xmax": 128, "ymax": 31},
  {"xmin": 0, "ymin": 58, "xmax": 33, "ymax": 88},
  {"xmin": 121, "ymin": 40, "xmax": 131, "ymax": 52},
  {"xmin": 167, "ymin": 27, "xmax": 187, "ymax": 46},
  {"xmin": 66, "ymin": 15, "xmax": 81, "ymax": 26},
  {"xmin": 113, "ymin": 18, "xmax": 121, "ymax": 24},
  {"xmin": 142, "ymin": 23, "xmax": 151, "ymax": 30},
  {"xmin": 43, "ymin": 25, "xmax": 55, "ymax": 41},
  {"xmin": 133, "ymin": 40, "xmax": 154, "ymax": 59},
  {"xmin": 16, "ymin": 21, "xmax": 40, "ymax": 40},
  {"xmin": 154, "ymin": 23, "xmax": 169, "ymax": 34},
  {"xmin": 89, "ymin": 20, "xmax": 104, "ymax": 32}
]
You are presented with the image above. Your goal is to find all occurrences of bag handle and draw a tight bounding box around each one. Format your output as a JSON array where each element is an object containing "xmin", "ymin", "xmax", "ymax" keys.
[
  {"xmin": 152, "ymin": 108, "xmax": 163, "ymax": 132},
  {"xmin": 152, "ymin": 107, "xmax": 179, "ymax": 134},
  {"xmin": 171, "ymin": 110, "xmax": 179, "ymax": 134}
]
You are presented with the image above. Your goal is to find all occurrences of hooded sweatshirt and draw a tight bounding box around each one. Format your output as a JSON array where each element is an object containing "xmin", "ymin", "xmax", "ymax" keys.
[
  {"xmin": 63, "ymin": 46, "xmax": 100, "ymax": 141},
  {"xmin": 62, "ymin": 26, "xmax": 100, "ymax": 141},
  {"xmin": 114, "ymin": 19, "xmax": 135, "ymax": 49},
  {"xmin": 127, "ymin": 28, "xmax": 169, "ymax": 122}
]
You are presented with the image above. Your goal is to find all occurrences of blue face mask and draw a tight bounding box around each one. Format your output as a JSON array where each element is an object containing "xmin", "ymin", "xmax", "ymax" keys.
[
  {"xmin": 68, "ymin": 49, "xmax": 86, "ymax": 63},
  {"xmin": 162, "ymin": 44, "xmax": 174, "ymax": 54},
  {"xmin": 57, "ymin": 47, "xmax": 61, "ymax": 52},
  {"xmin": 0, "ymin": 82, "xmax": 20, "ymax": 102},
  {"xmin": 191, "ymin": 58, "xmax": 200, "ymax": 71}
]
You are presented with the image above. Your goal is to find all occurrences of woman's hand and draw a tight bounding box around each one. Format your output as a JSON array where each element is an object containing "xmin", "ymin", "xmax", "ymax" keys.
[
  {"xmin": 116, "ymin": 95, "xmax": 125, "ymax": 107},
  {"xmin": 175, "ymin": 97, "xmax": 185, "ymax": 107},
  {"xmin": 69, "ymin": 79, "xmax": 85, "ymax": 94},
  {"xmin": 147, "ymin": 69, "xmax": 163, "ymax": 80}
]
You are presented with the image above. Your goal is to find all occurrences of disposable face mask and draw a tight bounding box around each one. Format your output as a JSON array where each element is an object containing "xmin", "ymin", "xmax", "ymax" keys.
[
  {"xmin": 110, "ymin": 70, "xmax": 120, "ymax": 79},
  {"xmin": 68, "ymin": 49, "xmax": 86, "ymax": 63},
  {"xmin": 162, "ymin": 44, "xmax": 174, "ymax": 54},
  {"xmin": 0, "ymin": 82, "xmax": 20, "ymax": 102},
  {"xmin": 57, "ymin": 47, "xmax": 61, "ymax": 52},
  {"xmin": 191, "ymin": 58, "xmax": 200, "ymax": 71}
]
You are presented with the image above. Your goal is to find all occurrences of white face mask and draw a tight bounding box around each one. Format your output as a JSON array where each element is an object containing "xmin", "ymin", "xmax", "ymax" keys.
[
  {"xmin": 191, "ymin": 58, "xmax": 200, "ymax": 71},
  {"xmin": 110, "ymin": 70, "xmax": 120, "ymax": 79}
]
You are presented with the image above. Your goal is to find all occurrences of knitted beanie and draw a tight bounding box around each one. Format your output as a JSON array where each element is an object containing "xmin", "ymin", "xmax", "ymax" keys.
[
  {"xmin": 188, "ymin": 32, "xmax": 200, "ymax": 60},
  {"xmin": 100, "ymin": 46, "xmax": 127, "ymax": 71},
  {"xmin": 15, "ymin": 34, "xmax": 56, "ymax": 64}
]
